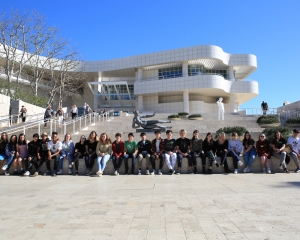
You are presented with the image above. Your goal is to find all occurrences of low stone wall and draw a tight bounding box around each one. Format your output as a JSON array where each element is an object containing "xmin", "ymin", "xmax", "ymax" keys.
[{"xmin": 0, "ymin": 156, "xmax": 297, "ymax": 175}]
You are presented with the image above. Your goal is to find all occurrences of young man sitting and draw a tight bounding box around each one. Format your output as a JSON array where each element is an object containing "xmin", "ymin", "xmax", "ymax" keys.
[
  {"xmin": 112, "ymin": 133, "xmax": 124, "ymax": 175},
  {"xmin": 47, "ymin": 132, "xmax": 62, "ymax": 177},
  {"xmin": 150, "ymin": 130, "xmax": 165, "ymax": 175},
  {"xmin": 137, "ymin": 132, "xmax": 152, "ymax": 175},
  {"xmin": 175, "ymin": 129, "xmax": 192, "ymax": 174},
  {"xmin": 124, "ymin": 133, "xmax": 138, "ymax": 175},
  {"xmin": 164, "ymin": 130, "xmax": 177, "ymax": 175}
]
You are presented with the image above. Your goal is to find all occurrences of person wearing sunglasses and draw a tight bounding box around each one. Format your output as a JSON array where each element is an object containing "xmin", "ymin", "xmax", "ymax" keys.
[
  {"xmin": 272, "ymin": 131, "xmax": 289, "ymax": 173},
  {"xmin": 256, "ymin": 134, "xmax": 271, "ymax": 173},
  {"xmin": 69, "ymin": 135, "xmax": 86, "ymax": 176},
  {"xmin": 286, "ymin": 129, "xmax": 300, "ymax": 173}
]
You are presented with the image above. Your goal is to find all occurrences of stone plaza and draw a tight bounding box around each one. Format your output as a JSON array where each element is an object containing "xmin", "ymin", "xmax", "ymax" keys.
[{"xmin": 0, "ymin": 173, "xmax": 300, "ymax": 240}]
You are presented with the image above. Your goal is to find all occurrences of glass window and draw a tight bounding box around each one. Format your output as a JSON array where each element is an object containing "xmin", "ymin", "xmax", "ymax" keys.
[
  {"xmin": 188, "ymin": 64, "xmax": 228, "ymax": 79},
  {"xmin": 158, "ymin": 66, "xmax": 182, "ymax": 79}
]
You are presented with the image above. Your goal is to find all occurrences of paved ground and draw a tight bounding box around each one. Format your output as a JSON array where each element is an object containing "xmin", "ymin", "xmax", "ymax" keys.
[{"xmin": 0, "ymin": 173, "xmax": 300, "ymax": 240}]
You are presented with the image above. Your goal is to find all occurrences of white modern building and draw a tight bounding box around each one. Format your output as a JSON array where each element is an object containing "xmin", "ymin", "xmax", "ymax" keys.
[{"xmin": 85, "ymin": 45, "xmax": 258, "ymax": 113}]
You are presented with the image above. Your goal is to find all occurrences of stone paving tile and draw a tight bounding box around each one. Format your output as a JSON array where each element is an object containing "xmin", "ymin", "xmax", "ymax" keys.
[{"xmin": 1, "ymin": 174, "xmax": 300, "ymax": 239}]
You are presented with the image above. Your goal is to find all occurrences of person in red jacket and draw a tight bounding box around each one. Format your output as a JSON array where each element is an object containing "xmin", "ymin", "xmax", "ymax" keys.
[
  {"xmin": 256, "ymin": 134, "xmax": 271, "ymax": 174},
  {"xmin": 112, "ymin": 133, "xmax": 124, "ymax": 175}
]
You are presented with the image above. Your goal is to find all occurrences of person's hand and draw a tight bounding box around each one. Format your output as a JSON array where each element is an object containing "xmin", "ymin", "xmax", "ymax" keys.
[
  {"xmin": 224, "ymin": 149, "xmax": 228, "ymax": 152},
  {"xmin": 276, "ymin": 149, "xmax": 281, "ymax": 153},
  {"xmin": 28, "ymin": 157, "xmax": 32, "ymax": 161},
  {"xmin": 133, "ymin": 153, "xmax": 136, "ymax": 157},
  {"xmin": 168, "ymin": 151, "xmax": 172, "ymax": 155},
  {"xmin": 48, "ymin": 155, "xmax": 51, "ymax": 160},
  {"xmin": 156, "ymin": 155, "xmax": 159, "ymax": 160},
  {"xmin": 37, "ymin": 155, "xmax": 41, "ymax": 160}
]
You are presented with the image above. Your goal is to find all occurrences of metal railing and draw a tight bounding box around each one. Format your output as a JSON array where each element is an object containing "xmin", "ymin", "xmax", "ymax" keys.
[
  {"xmin": 0, "ymin": 112, "xmax": 46, "ymax": 128},
  {"xmin": 238, "ymin": 108, "xmax": 277, "ymax": 115},
  {"xmin": 277, "ymin": 109, "xmax": 300, "ymax": 121},
  {"xmin": 3, "ymin": 110, "xmax": 114, "ymax": 136}
]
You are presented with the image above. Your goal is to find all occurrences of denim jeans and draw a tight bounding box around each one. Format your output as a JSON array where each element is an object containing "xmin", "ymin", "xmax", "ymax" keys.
[
  {"xmin": 112, "ymin": 155, "xmax": 124, "ymax": 170},
  {"xmin": 227, "ymin": 151, "xmax": 240, "ymax": 169},
  {"xmin": 177, "ymin": 153, "xmax": 192, "ymax": 168},
  {"xmin": 85, "ymin": 150, "xmax": 97, "ymax": 171},
  {"xmin": 124, "ymin": 153, "xmax": 137, "ymax": 172},
  {"xmin": 243, "ymin": 148, "xmax": 257, "ymax": 167},
  {"xmin": 97, "ymin": 154, "xmax": 111, "ymax": 171},
  {"xmin": 59, "ymin": 153, "xmax": 73, "ymax": 170}
]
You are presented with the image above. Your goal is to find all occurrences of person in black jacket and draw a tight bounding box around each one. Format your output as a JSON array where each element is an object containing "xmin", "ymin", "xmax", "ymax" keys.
[
  {"xmin": 202, "ymin": 132, "xmax": 219, "ymax": 174},
  {"xmin": 36, "ymin": 132, "xmax": 50, "ymax": 176},
  {"xmin": 69, "ymin": 135, "xmax": 86, "ymax": 175},
  {"xmin": 137, "ymin": 132, "xmax": 152, "ymax": 175},
  {"xmin": 175, "ymin": 129, "xmax": 192, "ymax": 174},
  {"xmin": 24, "ymin": 133, "xmax": 41, "ymax": 176},
  {"xmin": 214, "ymin": 132, "xmax": 230, "ymax": 173}
]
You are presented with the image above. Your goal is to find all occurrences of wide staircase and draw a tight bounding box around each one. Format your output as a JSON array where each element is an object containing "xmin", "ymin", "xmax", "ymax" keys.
[{"xmin": 1, "ymin": 111, "xmax": 297, "ymax": 175}]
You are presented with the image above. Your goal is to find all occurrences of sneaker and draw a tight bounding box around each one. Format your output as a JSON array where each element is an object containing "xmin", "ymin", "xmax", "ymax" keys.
[
  {"xmin": 279, "ymin": 164, "xmax": 283, "ymax": 170},
  {"xmin": 176, "ymin": 170, "xmax": 181, "ymax": 175},
  {"xmin": 295, "ymin": 168, "xmax": 300, "ymax": 173},
  {"xmin": 57, "ymin": 169, "xmax": 63, "ymax": 175},
  {"xmin": 138, "ymin": 170, "xmax": 142, "ymax": 175},
  {"xmin": 19, "ymin": 170, "xmax": 25, "ymax": 175},
  {"xmin": 238, "ymin": 161, "xmax": 243, "ymax": 167},
  {"xmin": 151, "ymin": 170, "xmax": 156, "ymax": 175},
  {"xmin": 246, "ymin": 167, "xmax": 251, "ymax": 173},
  {"xmin": 68, "ymin": 163, "xmax": 73, "ymax": 168},
  {"xmin": 172, "ymin": 170, "xmax": 175, "ymax": 175},
  {"xmin": 234, "ymin": 169, "xmax": 238, "ymax": 174},
  {"xmin": 23, "ymin": 171, "xmax": 30, "ymax": 176},
  {"xmin": 208, "ymin": 169, "xmax": 212, "ymax": 174},
  {"xmin": 267, "ymin": 168, "xmax": 271, "ymax": 174},
  {"xmin": 117, "ymin": 171, "xmax": 119, "ymax": 176},
  {"xmin": 52, "ymin": 170, "xmax": 57, "ymax": 177},
  {"xmin": 2, "ymin": 165, "xmax": 7, "ymax": 171},
  {"xmin": 262, "ymin": 167, "xmax": 266, "ymax": 173},
  {"xmin": 225, "ymin": 169, "xmax": 231, "ymax": 174},
  {"xmin": 33, "ymin": 172, "xmax": 39, "ymax": 177},
  {"xmin": 215, "ymin": 162, "xmax": 220, "ymax": 167},
  {"xmin": 158, "ymin": 169, "xmax": 162, "ymax": 175},
  {"xmin": 284, "ymin": 168, "xmax": 290, "ymax": 174},
  {"xmin": 168, "ymin": 169, "xmax": 173, "ymax": 175},
  {"xmin": 68, "ymin": 169, "xmax": 73, "ymax": 174},
  {"xmin": 5, "ymin": 171, "xmax": 9, "ymax": 176},
  {"xmin": 131, "ymin": 169, "xmax": 134, "ymax": 175},
  {"xmin": 125, "ymin": 170, "xmax": 130, "ymax": 175},
  {"xmin": 75, "ymin": 172, "xmax": 79, "ymax": 176},
  {"xmin": 96, "ymin": 170, "xmax": 102, "ymax": 177},
  {"xmin": 188, "ymin": 170, "xmax": 194, "ymax": 174},
  {"xmin": 193, "ymin": 167, "xmax": 198, "ymax": 174},
  {"xmin": 114, "ymin": 170, "xmax": 118, "ymax": 175},
  {"xmin": 145, "ymin": 169, "xmax": 150, "ymax": 175},
  {"xmin": 13, "ymin": 171, "xmax": 18, "ymax": 175},
  {"xmin": 243, "ymin": 167, "xmax": 248, "ymax": 173},
  {"xmin": 44, "ymin": 170, "xmax": 51, "ymax": 176}
]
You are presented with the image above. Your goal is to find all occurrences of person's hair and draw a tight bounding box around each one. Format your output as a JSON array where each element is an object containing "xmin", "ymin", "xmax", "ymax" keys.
[
  {"xmin": 64, "ymin": 133, "xmax": 72, "ymax": 142},
  {"xmin": 88, "ymin": 131, "xmax": 99, "ymax": 141},
  {"xmin": 140, "ymin": 132, "xmax": 146, "ymax": 137},
  {"xmin": 115, "ymin": 133, "xmax": 121, "ymax": 137},
  {"xmin": 128, "ymin": 133, "xmax": 134, "ymax": 137},
  {"xmin": 18, "ymin": 133, "xmax": 27, "ymax": 145},
  {"xmin": 243, "ymin": 132, "xmax": 253, "ymax": 146},
  {"xmin": 192, "ymin": 130, "xmax": 199, "ymax": 141},
  {"xmin": 0, "ymin": 132, "xmax": 8, "ymax": 143},
  {"xmin": 179, "ymin": 129, "xmax": 187, "ymax": 134},
  {"xmin": 52, "ymin": 132, "xmax": 58, "ymax": 136},
  {"xmin": 100, "ymin": 133, "xmax": 112, "ymax": 144},
  {"xmin": 273, "ymin": 131, "xmax": 283, "ymax": 142},
  {"xmin": 155, "ymin": 130, "xmax": 161, "ymax": 134},
  {"xmin": 33, "ymin": 133, "xmax": 39, "ymax": 139},
  {"xmin": 78, "ymin": 135, "xmax": 86, "ymax": 144},
  {"xmin": 231, "ymin": 132, "xmax": 238, "ymax": 137},
  {"xmin": 205, "ymin": 132, "xmax": 214, "ymax": 146},
  {"xmin": 218, "ymin": 132, "xmax": 226, "ymax": 143},
  {"xmin": 166, "ymin": 130, "xmax": 172, "ymax": 134}
]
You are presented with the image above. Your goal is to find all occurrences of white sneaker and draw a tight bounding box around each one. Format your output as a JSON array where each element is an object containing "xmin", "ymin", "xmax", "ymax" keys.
[
  {"xmin": 158, "ymin": 169, "xmax": 162, "ymax": 175},
  {"xmin": 246, "ymin": 167, "xmax": 251, "ymax": 173},
  {"xmin": 146, "ymin": 169, "xmax": 150, "ymax": 175},
  {"xmin": 57, "ymin": 169, "xmax": 63, "ymax": 175},
  {"xmin": 267, "ymin": 168, "xmax": 271, "ymax": 174},
  {"xmin": 2, "ymin": 165, "xmax": 7, "ymax": 171},
  {"xmin": 24, "ymin": 171, "xmax": 30, "ymax": 176},
  {"xmin": 243, "ymin": 168, "xmax": 247, "ymax": 173},
  {"xmin": 5, "ymin": 171, "xmax": 9, "ymax": 176},
  {"xmin": 238, "ymin": 161, "xmax": 243, "ymax": 166},
  {"xmin": 138, "ymin": 170, "xmax": 142, "ymax": 175},
  {"xmin": 279, "ymin": 164, "xmax": 283, "ymax": 169},
  {"xmin": 234, "ymin": 169, "xmax": 238, "ymax": 174},
  {"xmin": 151, "ymin": 170, "xmax": 156, "ymax": 175},
  {"xmin": 114, "ymin": 170, "xmax": 118, "ymax": 175},
  {"xmin": 96, "ymin": 170, "xmax": 102, "ymax": 177},
  {"xmin": 262, "ymin": 167, "xmax": 266, "ymax": 173}
]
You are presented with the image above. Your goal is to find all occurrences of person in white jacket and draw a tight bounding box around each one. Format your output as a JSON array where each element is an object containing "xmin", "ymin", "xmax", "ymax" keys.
[{"xmin": 227, "ymin": 132, "xmax": 243, "ymax": 174}]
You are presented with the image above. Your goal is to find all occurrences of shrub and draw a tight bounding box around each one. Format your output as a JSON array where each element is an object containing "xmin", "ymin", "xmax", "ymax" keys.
[
  {"xmin": 178, "ymin": 112, "xmax": 189, "ymax": 116},
  {"xmin": 286, "ymin": 117, "xmax": 300, "ymax": 124},
  {"xmin": 168, "ymin": 114, "xmax": 180, "ymax": 119},
  {"xmin": 262, "ymin": 126, "xmax": 292, "ymax": 143},
  {"xmin": 256, "ymin": 115, "xmax": 280, "ymax": 124},
  {"xmin": 215, "ymin": 126, "xmax": 248, "ymax": 139},
  {"xmin": 188, "ymin": 114, "xmax": 202, "ymax": 119}
]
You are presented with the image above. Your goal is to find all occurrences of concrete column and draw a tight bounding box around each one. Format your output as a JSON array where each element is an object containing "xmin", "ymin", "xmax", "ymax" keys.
[
  {"xmin": 228, "ymin": 66, "xmax": 235, "ymax": 81},
  {"xmin": 93, "ymin": 72, "xmax": 102, "ymax": 110},
  {"xmin": 182, "ymin": 62, "xmax": 188, "ymax": 77},
  {"xmin": 183, "ymin": 91, "xmax": 189, "ymax": 113},
  {"xmin": 230, "ymin": 94, "xmax": 236, "ymax": 113},
  {"xmin": 137, "ymin": 95, "xmax": 143, "ymax": 112},
  {"xmin": 137, "ymin": 68, "xmax": 143, "ymax": 82}
]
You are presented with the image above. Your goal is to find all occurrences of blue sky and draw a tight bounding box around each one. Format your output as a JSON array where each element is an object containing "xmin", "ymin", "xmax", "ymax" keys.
[{"xmin": 2, "ymin": 0, "xmax": 300, "ymax": 110}]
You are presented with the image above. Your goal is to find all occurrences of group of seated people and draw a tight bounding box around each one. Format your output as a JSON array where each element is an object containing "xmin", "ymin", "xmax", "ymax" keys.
[{"xmin": 0, "ymin": 128, "xmax": 300, "ymax": 176}]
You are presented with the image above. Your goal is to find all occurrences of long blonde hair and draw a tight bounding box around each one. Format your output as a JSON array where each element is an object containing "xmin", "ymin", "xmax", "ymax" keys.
[{"xmin": 100, "ymin": 133, "xmax": 112, "ymax": 145}]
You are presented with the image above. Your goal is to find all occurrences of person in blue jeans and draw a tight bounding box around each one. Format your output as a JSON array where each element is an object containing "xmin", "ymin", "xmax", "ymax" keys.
[
  {"xmin": 2, "ymin": 134, "xmax": 18, "ymax": 176},
  {"xmin": 0, "ymin": 132, "xmax": 8, "ymax": 171},
  {"xmin": 175, "ymin": 129, "xmax": 192, "ymax": 174},
  {"xmin": 124, "ymin": 133, "xmax": 138, "ymax": 175},
  {"xmin": 58, "ymin": 133, "xmax": 74, "ymax": 175},
  {"xmin": 96, "ymin": 133, "xmax": 112, "ymax": 177},
  {"xmin": 228, "ymin": 132, "xmax": 243, "ymax": 174},
  {"xmin": 242, "ymin": 132, "xmax": 257, "ymax": 173}
]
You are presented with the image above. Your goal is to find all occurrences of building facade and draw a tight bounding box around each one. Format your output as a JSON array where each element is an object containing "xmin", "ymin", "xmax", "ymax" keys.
[{"xmin": 84, "ymin": 45, "xmax": 258, "ymax": 113}]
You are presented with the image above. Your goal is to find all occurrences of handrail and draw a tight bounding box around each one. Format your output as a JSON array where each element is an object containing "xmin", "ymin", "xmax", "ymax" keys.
[
  {"xmin": 0, "ymin": 112, "xmax": 46, "ymax": 127},
  {"xmin": 3, "ymin": 110, "xmax": 114, "ymax": 136},
  {"xmin": 238, "ymin": 108, "xmax": 277, "ymax": 115}
]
